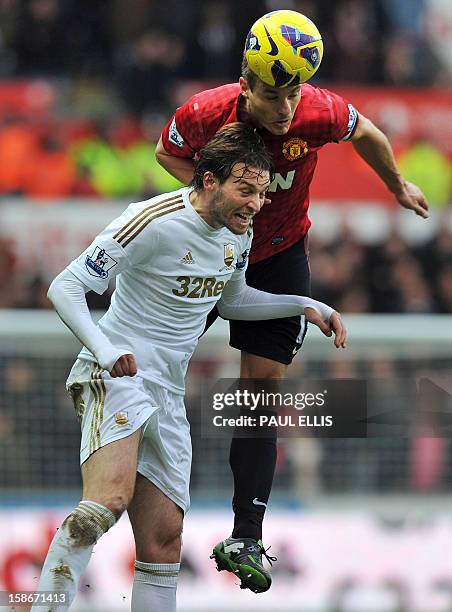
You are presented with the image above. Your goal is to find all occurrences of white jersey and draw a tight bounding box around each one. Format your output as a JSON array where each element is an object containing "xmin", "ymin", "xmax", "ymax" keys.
[{"xmin": 67, "ymin": 187, "xmax": 251, "ymax": 394}]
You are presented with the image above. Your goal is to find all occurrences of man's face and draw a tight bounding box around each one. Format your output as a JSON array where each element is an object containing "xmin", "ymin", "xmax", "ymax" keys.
[
  {"xmin": 240, "ymin": 76, "xmax": 301, "ymax": 136},
  {"xmin": 208, "ymin": 163, "xmax": 270, "ymax": 234}
]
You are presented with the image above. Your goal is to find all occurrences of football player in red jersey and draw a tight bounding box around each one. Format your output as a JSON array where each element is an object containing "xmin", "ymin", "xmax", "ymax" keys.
[{"xmin": 156, "ymin": 15, "xmax": 429, "ymax": 595}]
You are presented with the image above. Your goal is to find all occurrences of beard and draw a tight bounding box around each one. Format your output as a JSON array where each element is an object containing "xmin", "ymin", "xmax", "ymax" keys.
[
  {"xmin": 210, "ymin": 188, "xmax": 250, "ymax": 235},
  {"xmin": 210, "ymin": 189, "xmax": 228, "ymax": 227}
]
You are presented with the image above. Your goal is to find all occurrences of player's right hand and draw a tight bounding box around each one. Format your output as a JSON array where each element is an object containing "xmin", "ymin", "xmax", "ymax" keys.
[
  {"xmin": 110, "ymin": 354, "xmax": 138, "ymax": 377},
  {"xmin": 304, "ymin": 308, "xmax": 347, "ymax": 349},
  {"xmin": 329, "ymin": 312, "xmax": 347, "ymax": 348},
  {"xmin": 394, "ymin": 179, "xmax": 429, "ymax": 219}
]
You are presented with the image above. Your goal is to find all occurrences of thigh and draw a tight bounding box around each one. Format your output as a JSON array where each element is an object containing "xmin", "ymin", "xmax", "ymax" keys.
[
  {"xmin": 128, "ymin": 473, "xmax": 183, "ymax": 563},
  {"xmin": 81, "ymin": 428, "xmax": 142, "ymax": 509},
  {"xmin": 229, "ymin": 238, "xmax": 311, "ymax": 365},
  {"xmin": 66, "ymin": 359, "xmax": 159, "ymax": 466},
  {"xmin": 137, "ymin": 384, "xmax": 192, "ymax": 514}
]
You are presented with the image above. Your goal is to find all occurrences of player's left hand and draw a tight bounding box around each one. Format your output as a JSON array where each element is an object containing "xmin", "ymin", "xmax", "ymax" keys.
[
  {"xmin": 394, "ymin": 180, "xmax": 429, "ymax": 219},
  {"xmin": 304, "ymin": 308, "xmax": 347, "ymax": 349}
]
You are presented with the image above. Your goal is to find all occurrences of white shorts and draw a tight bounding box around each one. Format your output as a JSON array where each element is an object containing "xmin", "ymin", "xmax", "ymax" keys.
[{"xmin": 66, "ymin": 359, "xmax": 192, "ymax": 513}]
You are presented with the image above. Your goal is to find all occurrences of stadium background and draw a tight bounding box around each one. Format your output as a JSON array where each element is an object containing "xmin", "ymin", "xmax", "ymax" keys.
[{"xmin": 0, "ymin": 0, "xmax": 451, "ymax": 610}]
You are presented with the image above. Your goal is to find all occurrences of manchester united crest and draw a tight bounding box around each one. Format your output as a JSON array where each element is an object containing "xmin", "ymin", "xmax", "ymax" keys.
[{"xmin": 282, "ymin": 138, "xmax": 308, "ymax": 161}]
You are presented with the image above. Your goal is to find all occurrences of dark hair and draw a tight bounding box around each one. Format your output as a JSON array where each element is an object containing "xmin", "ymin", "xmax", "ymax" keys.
[
  {"xmin": 191, "ymin": 122, "xmax": 273, "ymax": 190},
  {"xmin": 241, "ymin": 55, "xmax": 259, "ymax": 91}
]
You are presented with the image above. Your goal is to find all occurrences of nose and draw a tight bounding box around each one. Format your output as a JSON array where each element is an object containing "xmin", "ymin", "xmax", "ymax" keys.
[
  {"xmin": 277, "ymin": 97, "xmax": 291, "ymax": 117},
  {"xmin": 247, "ymin": 193, "xmax": 262, "ymax": 213}
]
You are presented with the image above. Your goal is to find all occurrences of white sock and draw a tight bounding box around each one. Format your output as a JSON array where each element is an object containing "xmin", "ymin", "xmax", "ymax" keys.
[
  {"xmin": 132, "ymin": 560, "xmax": 180, "ymax": 612},
  {"xmin": 32, "ymin": 501, "xmax": 116, "ymax": 611}
]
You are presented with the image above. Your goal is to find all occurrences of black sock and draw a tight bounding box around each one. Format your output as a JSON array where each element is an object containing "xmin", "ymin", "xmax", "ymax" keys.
[{"xmin": 229, "ymin": 409, "xmax": 277, "ymax": 541}]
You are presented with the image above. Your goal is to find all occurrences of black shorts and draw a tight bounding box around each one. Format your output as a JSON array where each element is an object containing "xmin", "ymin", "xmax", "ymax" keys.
[{"xmin": 205, "ymin": 237, "xmax": 311, "ymax": 365}]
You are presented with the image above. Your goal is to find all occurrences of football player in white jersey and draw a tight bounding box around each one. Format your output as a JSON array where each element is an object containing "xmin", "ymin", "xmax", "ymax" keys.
[{"xmin": 33, "ymin": 123, "xmax": 346, "ymax": 612}]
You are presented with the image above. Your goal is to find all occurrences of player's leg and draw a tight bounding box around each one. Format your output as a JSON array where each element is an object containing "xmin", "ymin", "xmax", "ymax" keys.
[
  {"xmin": 130, "ymin": 381, "xmax": 191, "ymax": 612},
  {"xmin": 33, "ymin": 360, "xmax": 157, "ymax": 611},
  {"xmin": 33, "ymin": 430, "xmax": 141, "ymax": 611},
  {"xmin": 128, "ymin": 475, "xmax": 183, "ymax": 612},
  {"xmin": 211, "ymin": 354, "xmax": 286, "ymax": 594},
  {"xmin": 211, "ymin": 238, "xmax": 310, "ymax": 593},
  {"xmin": 230, "ymin": 353, "xmax": 286, "ymax": 536}
]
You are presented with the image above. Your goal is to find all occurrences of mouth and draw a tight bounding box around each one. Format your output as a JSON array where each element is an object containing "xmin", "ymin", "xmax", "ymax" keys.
[
  {"xmin": 234, "ymin": 212, "xmax": 252, "ymax": 226},
  {"xmin": 274, "ymin": 119, "xmax": 291, "ymax": 127}
]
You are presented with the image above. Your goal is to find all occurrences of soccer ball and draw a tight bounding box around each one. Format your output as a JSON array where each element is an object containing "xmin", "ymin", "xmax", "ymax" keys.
[{"xmin": 244, "ymin": 10, "xmax": 323, "ymax": 88}]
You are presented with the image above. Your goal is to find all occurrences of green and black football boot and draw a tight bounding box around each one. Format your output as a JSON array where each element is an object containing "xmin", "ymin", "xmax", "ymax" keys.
[{"xmin": 210, "ymin": 537, "xmax": 277, "ymax": 593}]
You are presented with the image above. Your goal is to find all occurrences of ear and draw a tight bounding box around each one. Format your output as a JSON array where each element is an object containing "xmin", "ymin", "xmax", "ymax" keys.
[
  {"xmin": 239, "ymin": 76, "xmax": 248, "ymax": 97},
  {"xmin": 202, "ymin": 171, "xmax": 217, "ymax": 191}
]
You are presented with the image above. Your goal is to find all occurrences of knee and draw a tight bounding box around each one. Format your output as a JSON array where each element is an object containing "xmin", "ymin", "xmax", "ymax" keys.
[
  {"xmin": 103, "ymin": 494, "xmax": 129, "ymax": 518},
  {"xmin": 81, "ymin": 491, "xmax": 129, "ymax": 519},
  {"xmin": 83, "ymin": 488, "xmax": 132, "ymax": 519},
  {"xmin": 137, "ymin": 523, "xmax": 183, "ymax": 563}
]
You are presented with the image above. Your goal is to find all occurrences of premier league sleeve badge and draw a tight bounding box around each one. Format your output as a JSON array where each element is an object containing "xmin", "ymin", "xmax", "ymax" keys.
[{"xmin": 85, "ymin": 245, "xmax": 118, "ymax": 279}]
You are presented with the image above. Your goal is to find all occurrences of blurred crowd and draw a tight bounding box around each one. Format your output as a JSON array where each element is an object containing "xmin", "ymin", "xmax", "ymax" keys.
[
  {"xmin": 310, "ymin": 226, "xmax": 452, "ymax": 314},
  {"xmin": 0, "ymin": 0, "xmax": 450, "ymax": 92},
  {"xmin": 0, "ymin": 114, "xmax": 182, "ymax": 198}
]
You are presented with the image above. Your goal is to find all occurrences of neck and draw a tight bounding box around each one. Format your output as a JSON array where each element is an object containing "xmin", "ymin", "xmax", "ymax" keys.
[
  {"xmin": 189, "ymin": 190, "xmax": 221, "ymax": 229},
  {"xmin": 238, "ymin": 94, "xmax": 256, "ymax": 126}
]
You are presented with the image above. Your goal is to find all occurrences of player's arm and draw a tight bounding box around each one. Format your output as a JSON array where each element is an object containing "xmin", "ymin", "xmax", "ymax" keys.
[
  {"xmin": 47, "ymin": 270, "xmax": 137, "ymax": 377},
  {"xmin": 350, "ymin": 113, "xmax": 429, "ymax": 219},
  {"xmin": 217, "ymin": 274, "xmax": 346, "ymax": 349},
  {"xmin": 155, "ymin": 135, "xmax": 195, "ymax": 184},
  {"xmin": 46, "ymin": 202, "xmax": 159, "ymax": 378},
  {"xmin": 156, "ymin": 102, "xmax": 202, "ymax": 184}
]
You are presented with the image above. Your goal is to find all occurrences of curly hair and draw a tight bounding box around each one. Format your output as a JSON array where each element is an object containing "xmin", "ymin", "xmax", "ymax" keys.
[{"xmin": 191, "ymin": 122, "xmax": 273, "ymax": 190}]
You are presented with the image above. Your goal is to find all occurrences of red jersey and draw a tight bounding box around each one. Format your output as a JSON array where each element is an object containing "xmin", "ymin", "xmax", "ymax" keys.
[{"xmin": 161, "ymin": 83, "xmax": 358, "ymax": 264}]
